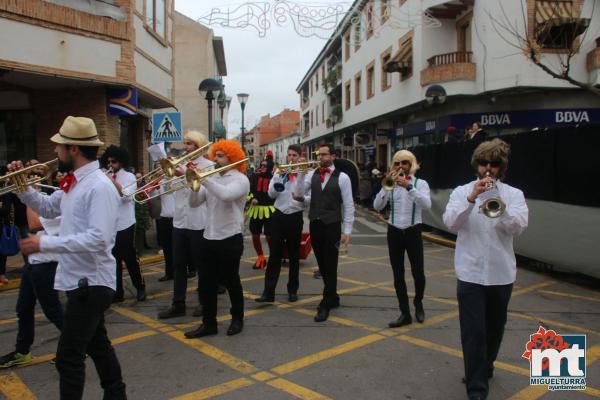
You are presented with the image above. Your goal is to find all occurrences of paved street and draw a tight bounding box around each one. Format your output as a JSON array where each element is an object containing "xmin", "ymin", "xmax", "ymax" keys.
[{"xmin": 0, "ymin": 208, "xmax": 598, "ymax": 399}]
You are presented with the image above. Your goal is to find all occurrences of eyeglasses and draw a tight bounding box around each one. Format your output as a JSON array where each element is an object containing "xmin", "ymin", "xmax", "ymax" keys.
[
  {"xmin": 477, "ymin": 159, "xmax": 502, "ymax": 168},
  {"xmin": 317, "ymin": 153, "xmax": 330, "ymax": 157},
  {"xmin": 394, "ymin": 160, "xmax": 410, "ymax": 166}
]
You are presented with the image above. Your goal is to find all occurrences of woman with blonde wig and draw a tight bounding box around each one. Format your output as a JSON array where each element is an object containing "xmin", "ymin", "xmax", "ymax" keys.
[{"xmin": 373, "ymin": 149, "xmax": 431, "ymax": 328}]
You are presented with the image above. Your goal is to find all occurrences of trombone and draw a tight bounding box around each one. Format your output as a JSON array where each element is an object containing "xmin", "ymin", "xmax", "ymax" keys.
[
  {"xmin": 124, "ymin": 142, "xmax": 212, "ymax": 200},
  {"xmin": 0, "ymin": 159, "xmax": 58, "ymax": 196},
  {"xmin": 186, "ymin": 158, "xmax": 249, "ymax": 192},
  {"xmin": 382, "ymin": 168, "xmax": 406, "ymax": 191}
]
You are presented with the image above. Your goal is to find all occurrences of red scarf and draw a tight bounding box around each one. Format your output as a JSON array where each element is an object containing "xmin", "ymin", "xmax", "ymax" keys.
[{"xmin": 59, "ymin": 175, "xmax": 77, "ymax": 193}]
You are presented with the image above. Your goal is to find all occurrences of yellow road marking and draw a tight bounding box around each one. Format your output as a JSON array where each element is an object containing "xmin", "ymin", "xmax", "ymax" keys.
[
  {"xmin": 251, "ymin": 371, "xmax": 276, "ymax": 382},
  {"xmin": 505, "ymin": 385, "xmax": 549, "ymax": 399},
  {"xmin": 171, "ymin": 377, "xmax": 254, "ymax": 400},
  {"xmin": 111, "ymin": 330, "xmax": 158, "ymax": 345},
  {"xmin": 0, "ymin": 372, "xmax": 37, "ymax": 399},
  {"xmin": 271, "ymin": 334, "xmax": 385, "ymax": 375},
  {"xmin": 511, "ymin": 280, "xmax": 556, "ymax": 296},
  {"xmin": 267, "ymin": 378, "xmax": 332, "ymax": 400},
  {"xmin": 0, "ymin": 313, "xmax": 43, "ymax": 326},
  {"xmin": 584, "ymin": 387, "xmax": 600, "ymax": 398},
  {"xmin": 176, "ymin": 308, "xmax": 274, "ymax": 330},
  {"xmin": 508, "ymin": 311, "xmax": 600, "ymax": 337},
  {"xmin": 538, "ymin": 289, "xmax": 600, "ymax": 303},
  {"xmin": 112, "ymin": 306, "xmax": 168, "ymax": 330}
]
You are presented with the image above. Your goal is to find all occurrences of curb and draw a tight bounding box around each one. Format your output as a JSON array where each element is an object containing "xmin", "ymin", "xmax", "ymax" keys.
[{"xmin": 0, "ymin": 254, "xmax": 166, "ymax": 293}]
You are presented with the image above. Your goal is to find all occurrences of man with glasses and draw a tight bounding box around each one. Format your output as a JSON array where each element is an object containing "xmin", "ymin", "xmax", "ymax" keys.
[
  {"xmin": 103, "ymin": 145, "xmax": 145, "ymax": 303},
  {"xmin": 373, "ymin": 150, "xmax": 431, "ymax": 328},
  {"xmin": 294, "ymin": 143, "xmax": 354, "ymax": 322},
  {"xmin": 443, "ymin": 139, "xmax": 528, "ymax": 400}
]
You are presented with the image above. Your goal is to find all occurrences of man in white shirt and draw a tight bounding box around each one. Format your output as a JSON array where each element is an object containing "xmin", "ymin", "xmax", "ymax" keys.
[
  {"xmin": 103, "ymin": 145, "xmax": 145, "ymax": 303},
  {"xmin": 185, "ymin": 139, "xmax": 249, "ymax": 338},
  {"xmin": 255, "ymin": 144, "xmax": 305, "ymax": 303},
  {"xmin": 156, "ymin": 188, "xmax": 174, "ymax": 282},
  {"xmin": 158, "ymin": 131, "xmax": 214, "ymax": 319},
  {"xmin": 294, "ymin": 143, "xmax": 354, "ymax": 322},
  {"xmin": 17, "ymin": 116, "xmax": 126, "ymax": 399},
  {"xmin": 443, "ymin": 139, "xmax": 528, "ymax": 400},
  {"xmin": 373, "ymin": 150, "xmax": 431, "ymax": 328}
]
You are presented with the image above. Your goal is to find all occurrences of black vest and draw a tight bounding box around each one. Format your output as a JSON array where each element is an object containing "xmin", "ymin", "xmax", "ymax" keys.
[{"xmin": 308, "ymin": 169, "xmax": 342, "ymax": 224}]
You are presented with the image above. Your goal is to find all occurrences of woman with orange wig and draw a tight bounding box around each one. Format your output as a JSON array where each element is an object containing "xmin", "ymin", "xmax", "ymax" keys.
[{"xmin": 185, "ymin": 139, "xmax": 250, "ymax": 338}]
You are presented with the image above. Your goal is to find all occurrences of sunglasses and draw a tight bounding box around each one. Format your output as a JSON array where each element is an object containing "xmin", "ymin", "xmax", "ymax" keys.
[
  {"xmin": 393, "ymin": 160, "xmax": 410, "ymax": 166},
  {"xmin": 477, "ymin": 159, "xmax": 502, "ymax": 168},
  {"xmin": 107, "ymin": 159, "xmax": 118, "ymax": 164}
]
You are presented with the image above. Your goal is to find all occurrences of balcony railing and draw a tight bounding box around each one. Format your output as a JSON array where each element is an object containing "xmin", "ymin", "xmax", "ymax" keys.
[{"xmin": 427, "ymin": 51, "xmax": 473, "ymax": 67}]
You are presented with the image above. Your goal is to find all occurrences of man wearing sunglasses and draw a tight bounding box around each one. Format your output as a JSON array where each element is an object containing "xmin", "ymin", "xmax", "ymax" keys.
[
  {"xmin": 443, "ymin": 139, "xmax": 528, "ymax": 400},
  {"xmin": 373, "ymin": 150, "xmax": 431, "ymax": 328},
  {"xmin": 293, "ymin": 143, "xmax": 354, "ymax": 322}
]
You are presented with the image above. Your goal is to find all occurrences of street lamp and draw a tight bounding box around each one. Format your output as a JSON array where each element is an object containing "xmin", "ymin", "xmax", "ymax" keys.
[
  {"xmin": 198, "ymin": 78, "xmax": 222, "ymax": 142},
  {"xmin": 217, "ymin": 88, "xmax": 227, "ymax": 122},
  {"xmin": 237, "ymin": 93, "xmax": 249, "ymax": 152},
  {"xmin": 425, "ymin": 84, "xmax": 447, "ymax": 144}
]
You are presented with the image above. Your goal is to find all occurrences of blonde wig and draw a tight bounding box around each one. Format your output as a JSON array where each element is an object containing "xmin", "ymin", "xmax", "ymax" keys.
[
  {"xmin": 392, "ymin": 149, "xmax": 419, "ymax": 175},
  {"xmin": 184, "ymin": 130, "xmax": 209, "ymax": 149}
]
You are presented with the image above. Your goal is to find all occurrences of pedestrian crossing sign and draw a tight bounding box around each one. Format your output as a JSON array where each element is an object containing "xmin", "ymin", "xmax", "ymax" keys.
[{"xmin": 152, "ymin": 112, "xmax": 182, "ymax": 142}]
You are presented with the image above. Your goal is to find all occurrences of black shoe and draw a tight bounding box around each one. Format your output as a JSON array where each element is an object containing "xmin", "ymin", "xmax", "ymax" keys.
[
  {"xmin": 157, "ymin": 306, "xmax": 185, "ymax": 319},
  {"xmin": 112, "ymin": 294, "xmax": 124, "ymax": 304},
  {"xmin": 227, "ymin": 319, "xmax": 244, "ymax": 336},
  {"xmin": 314, "ymin": 308, "xmax": 329, "ymax": 322},
  {"xmin": 388, "ymin": 313, "xmax": 412, "ymax": 328},
  {"xmin": 217, "ymin": 285, "xmax": 226, "ymax": 294},
  {"xmin": 414, "ymin": 301, "xmax": 425, "ymax": 323},
  {"xmin": 187, "ymin": 270, "xmax": 196, "ymax": 278},
  {"xmin": 192, "ymin": 306, "xmax": 203, "ymax": 317},
  {"xmin": 255, "ymin": 295, "xmax": 275, "ymax": 303},
  {"xmin": 288, "ymin": 293, "xmax": 298, "ymax": 302},
  {"xmin": 158, "ymin": 275, "xmax": 173, "ymax": 282},
  {"xmin": 184, "ymin": 324, "xmax": 218, "ymax": 338},
  {"xmin": 137, "ymin": 286, "xmax": 147, "ymax": 302}
]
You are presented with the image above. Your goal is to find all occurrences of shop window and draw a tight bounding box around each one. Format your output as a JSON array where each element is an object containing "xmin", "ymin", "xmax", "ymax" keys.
[{"xmin": 146, "ymin": 0, "xmax": 166, "ymax": 38}]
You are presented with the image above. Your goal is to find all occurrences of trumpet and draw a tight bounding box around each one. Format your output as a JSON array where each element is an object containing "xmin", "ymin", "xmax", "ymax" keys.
[
  {"xmin": 124, "ymin": 142, "xmax": 212, "ymax": 200},
  {"xmin": 480, "ymin": 172, "xmax": 506, "ymax": 218},
  {"xmin": 274, "ymin": 160, "xmax": 320, "ymax": 176},
  {"xmin": 0, "ymin": 159, "xmax": 58, "ymax": 196},
  {"xmin": 382, "ymin": 168, "xmax": 406, "ymax": 191},
  {"xmin": 186, "ymin": 158, "xmax": 249, "ymax": 192}
]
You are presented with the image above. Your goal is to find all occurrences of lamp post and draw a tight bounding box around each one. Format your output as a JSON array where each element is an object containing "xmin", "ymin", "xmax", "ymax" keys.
[
  {"xmin": 217, "ymin": 89, "xmax": 226, "ymax": 122},
  {"xmin": 237, "ymin": 93, "xmax": 249, "ymax": 152},
  {"xmin": 425, "ymin": 84, "xmax": 447, "ymax": 144},
  {"xmin": 198, "ymin": 78, "xmax": 222, "ymax": 142}
]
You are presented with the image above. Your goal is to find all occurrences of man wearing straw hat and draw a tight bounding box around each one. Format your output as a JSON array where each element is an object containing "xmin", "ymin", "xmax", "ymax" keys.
[{"xmin": 16, "ymin": 116, "xmax": 127, "ymax": 399}]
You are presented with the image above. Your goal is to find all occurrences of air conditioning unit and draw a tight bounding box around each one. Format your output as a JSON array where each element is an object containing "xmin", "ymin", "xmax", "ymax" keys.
[{"xmin": 353, "ymin": 132, "xmax": 373, "ymax": 147}]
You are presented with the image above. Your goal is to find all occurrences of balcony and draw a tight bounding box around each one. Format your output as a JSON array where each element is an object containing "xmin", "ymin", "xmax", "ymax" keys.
[{"xmin": 420, "ymin": 51, "xmax": 475, "ymax": 86}]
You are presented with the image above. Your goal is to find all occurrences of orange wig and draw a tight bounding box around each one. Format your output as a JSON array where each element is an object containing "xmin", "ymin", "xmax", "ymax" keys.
[{"xmin": 210, "ymin": 139, "xmax": 248, "ymax": 173}]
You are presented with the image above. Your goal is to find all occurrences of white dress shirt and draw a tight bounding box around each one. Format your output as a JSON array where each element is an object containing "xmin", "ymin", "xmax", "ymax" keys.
[
  {"xmin": 28, "ymin": 216, "xmax": 61, "ymax": 265},
  {"xmin": 173, "ymin": 157, "xmax": 214, "ymax": 230},
  {"xmin": 443, "ymin": 180, "xmax": 529, "ymax": 286},
  {"xmin": 159, "ymin": 192, "xmax": 175, "ymax": 218},
  {"xmin": 189, "ymin": 168, "xmax": 250, "ymax": 240},
  {"xmin": 18, "ymin": 161, "xmax": 120, "ymax": 291},
  {"xmin": 296, "ymin": 164, "xmax": 355, "ymax": 235},
  {"xmin": 268, "ymin": 173, "xmax": 305, "ymax": 214},
  {"xmin": 114, "ymin": 168, "xmax": 136, "ymax": 231},
  {"xmin": 373, "ymin": 176, "xmax": 432, "ymax": 229}
]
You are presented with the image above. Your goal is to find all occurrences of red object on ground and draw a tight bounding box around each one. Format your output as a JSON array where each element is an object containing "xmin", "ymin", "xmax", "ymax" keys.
[{"xmin": 282, "ymin": 233, "xmax": 312, "ymax": 260}]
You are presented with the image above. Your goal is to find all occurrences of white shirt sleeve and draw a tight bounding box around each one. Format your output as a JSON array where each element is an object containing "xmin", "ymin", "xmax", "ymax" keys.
[
  {"xmin": 17, "ymin": 187, "xmax": 63, "ymax": 219},
  {"xmin": 408, "ymin": 179, "xmax": 432, "ymax": 210},
  {"xmin": 443, "ymin": 185, "xmax": 475, "ymax": 232},
  {"xmin": 40, "ymin": 185, "xmax": 118, "ymax": 253},
  {"xmin": 339, "ymin": 173, "xmax": 355, "ymax": 235},
  {"xmin": 294, "ymin": 170, "xmax": 314, "ymax": 198},
  {"xmin": 189, "ymin": 187, "xmax": 207, "ymax": 208},
  {"xmin": 373, "ymin": 188, "xmax": 389, "ymax": 211},
  {"xmin": 119, "ymin": 172, "xmax": 137, "ymax": 202},
  {"xmin": 495, "ymin": 188, "xmax": 528, "ymax": 236},
  {"xmin": 201, "ymin": 174, "xmax": 250, "ymax": 202}
]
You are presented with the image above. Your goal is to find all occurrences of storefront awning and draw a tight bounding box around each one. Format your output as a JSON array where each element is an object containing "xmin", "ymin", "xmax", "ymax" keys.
[
  {"xmin": 384, "ymin": 40, "xmax": 412, "ymax": 74},
  {"xmin": 535, "ymin": 1, "xmax": 589, "ymax": 40}
]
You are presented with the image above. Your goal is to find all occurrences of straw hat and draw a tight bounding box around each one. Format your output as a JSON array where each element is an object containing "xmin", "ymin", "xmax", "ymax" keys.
[{"xmin": 50, "ymin": 116, "xmax": 104, "ymax": 146}]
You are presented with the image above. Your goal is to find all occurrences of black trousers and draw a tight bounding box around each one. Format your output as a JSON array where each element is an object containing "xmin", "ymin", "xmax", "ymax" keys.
[
  {"xmin": 457, "ymin": 280, "xmax": 513, "ymax": 400},
  {"xmin": 15, "ymin": 262, "xmax": 63, "ymax": 354},
  {"xmin": 172, "ymin": 228, "xmax": 205, "ymax": 307},
  {"xmin": 156, "ymin": 217, "xmax": 174, "ymax": 277},
  {"xmin": 264, "ymin": 210, "xmax": 303, "ymax": 296},
  {"xmin": 113, "ymin": 224, "xmax": 143, "ymax": 299},
  {"xmin": 56, "ymin": 286, "xmax": 126, "ymax": 400},
  {"xmin": 387, "ymin": 224, "xmax": 425, "ymax": 314},
  {"xmin": 199, "ymin": 234, "xmax": 244, "ymax": 326},
  {"xmin": 309, "ymin": 220, "xmax": 341, "ymax": 310}
]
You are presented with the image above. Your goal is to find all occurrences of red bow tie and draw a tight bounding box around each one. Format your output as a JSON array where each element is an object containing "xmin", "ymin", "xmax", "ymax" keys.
[
  {"xmin": 59, "ymin": 175, "xmax": 77, "ymax": 193},
  {"xmin": 319, "ymin": 167, "xmax": 331, "ymax": 183},
  {"xmin": 288, "ymin": 172, "xmax": 297, "ymax": 183},
  {"xmin": 185, "ymin": 161, "xmax": 197, "ymax": 169},
  {"xmin": 112, "ymin": 173, "xmax": 117, "ymax": 180}
]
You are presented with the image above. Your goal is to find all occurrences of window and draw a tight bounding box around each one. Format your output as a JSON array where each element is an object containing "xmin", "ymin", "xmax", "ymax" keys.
[
  {"xmin": 366, "ymin": 61, "xmax": 375, "ymax": 99},
  {"xmin": 381, "ymin": 0, "xmax": 390, "ymax": 24},
  {"xmin": 532, "ymin": 0, "xmax": 585, "ymax": 50},
  {"xmin": 381, "ymin": 47, "xmax": 392, "ymax": 91},
  {"xmin": 344, "ymin": 31, "xmax": 351, "ymax": 61},
  {"xmin": 354, "ymin": 72, "xmax": 362, "ymax": 105},
  {"xmin": 315, "ymin": 106, "xmax": 319, "ymax": 126},
  {"xmin": 316, "ymin": 71, "xmax": 319, "ymax": 91},
  {"xmin": 366, "ymin": 3, "xmax": 374, "ymax": 39},
  {"xmin": 397, "ymin": 30, "xmax": 414, "ymax": 81},
  {"xmin": 457, "ymin": 11, "xmax": 473, "ymax": 52},
  {"xmin": 310, "ymin": 111, "xmax": 313, "ymax": 128},
  {"xmin": 345, "ymin": 80, "xmax": 351, "ymax": 110},
  {"xmin": 354, "ymin": 16, "xmax": 361, "ymax": 52},
  {"xmin": 145, "ymin": 0, "xmax": 166, "ymax": 37}
]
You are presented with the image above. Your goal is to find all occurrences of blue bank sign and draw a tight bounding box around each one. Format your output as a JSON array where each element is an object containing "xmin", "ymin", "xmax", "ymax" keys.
[{"xmin": 396, "ymin": 108, "xmax": 600, "ymax": 137}]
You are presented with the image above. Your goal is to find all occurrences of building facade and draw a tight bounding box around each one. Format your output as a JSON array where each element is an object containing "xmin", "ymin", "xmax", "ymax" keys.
[
  {"xmin": 0, "ymin": 0, "xmax": 176, "ymax": 172},
  {"xmin": 245, "ymin": 109, "xmax": 300, "ymax": 165},
  {"xmin": 297, "ymin": 0, "xmax": 600, "ymax": 170},
  {"xmin": 260, "ymin": 132, "xmax": 301, "ymax": 165}
]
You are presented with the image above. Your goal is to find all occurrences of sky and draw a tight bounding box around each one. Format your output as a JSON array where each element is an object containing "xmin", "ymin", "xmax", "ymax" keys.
[{"xmin": 174, "ymin": 1, "xmax": 350, "ymax": 137}]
